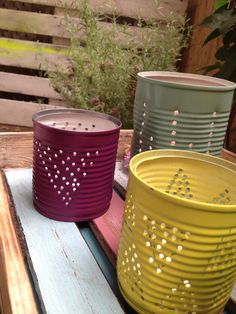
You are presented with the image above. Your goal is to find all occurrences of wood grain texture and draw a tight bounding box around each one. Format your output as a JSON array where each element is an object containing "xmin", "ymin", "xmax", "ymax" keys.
[
  {"xmin": 0, "ymin": 172, "xmax": 37, "ymax": 314},
  {"xmin": 116, "ymin": 129, "xmax": 133, "ymax": 161},
  {"xmin": 182, "ymin": 0, "xmax": 222, "ymax": 73},
  {"xmin": 0, "ymin": 72, "xmax": 61, "ymax": 99},
  {"xmin": 0, "ymin": 129, "xmax": 133, "ymax": 169},
  {"xmin": 5, "ymin": 169, "xmax": 124, "ymax": 314},
  {"xmin": 114, "ymin": 161, "xmax": 129, "ymax": 198},
  {"xmin": 8, "ymin": 0, "xmax": 188, "ymax": 20},
  {"xmin": 90, "ymin": 190, "xmax": 125, "ymax": 266},
  {"xmin": 89, "ymin": 161, "xmax": 129, "ymax": 267},
  {"xmin": 0, "ymin": 99, "xmax": 63, "ymax": 126},
  {"xmin": 0, "ymin": 38, "xmax": 69, "ymax": 71},
  {"xmin": 0, "ymin": 132, "xmax": 33, "ymax": 169},
  {"xmin": 220, "ymin": 148, "xmax": 236, "ymax": 164},
  {"xmin": 0, "ymin": 8, "xmax": 156, "ymax": 43},
  {"xmin": 0, "ymin": 9, "xmax": 167, "ymax": 49}
]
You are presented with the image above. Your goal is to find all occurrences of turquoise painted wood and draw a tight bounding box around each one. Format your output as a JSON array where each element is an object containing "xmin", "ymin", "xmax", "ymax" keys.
[{"xmin": 5, "ymin": 169, "xmax": 124, "ymax": 314}]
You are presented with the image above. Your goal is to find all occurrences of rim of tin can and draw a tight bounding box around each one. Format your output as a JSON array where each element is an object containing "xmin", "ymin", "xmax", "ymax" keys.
[
  {"xmin": 137, "ymin": 71, "xmax": 236, "ymax": 91},
  {"xmin": 32, "ymin": 108, "xmax": 122, "ymax": 134},
  {"xmin": 129, "ymin": 149, "xmax": 236, "ymax": 212}
]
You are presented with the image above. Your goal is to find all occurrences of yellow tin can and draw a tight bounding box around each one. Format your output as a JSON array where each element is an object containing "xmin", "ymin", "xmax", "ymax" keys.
[{"xmin": 117, "ymin": 150, "xmax": 236, "ymax": 314}]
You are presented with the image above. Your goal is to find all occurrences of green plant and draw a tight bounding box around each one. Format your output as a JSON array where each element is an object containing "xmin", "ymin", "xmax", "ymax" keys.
[
  {"xmin": 201, "ymin": 0, "xmax": 236, "ymax": 153},
  {"xmin": 201, "ymin": 0, "xmax": 236, "ymax": 83},
  {"xmin": 49, "ymin": 0, "xmax": 189, "ymax": 128}
]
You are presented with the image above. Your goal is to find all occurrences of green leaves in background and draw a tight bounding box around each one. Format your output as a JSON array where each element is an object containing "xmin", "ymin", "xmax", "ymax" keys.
[
  {"xmin": 201, "ymin": 0, "xmax": 236, "ymax": 83},
  {"xmin": 214, "ymin": 0, "xmax": 228, "ymax": 10}
]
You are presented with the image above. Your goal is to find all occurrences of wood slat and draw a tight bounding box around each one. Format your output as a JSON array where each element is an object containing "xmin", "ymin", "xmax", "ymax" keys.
[
  {"xmin": 0, "ymin": 172, "xmax": 37, "ymax": 314},
  {"xmin": 0, "ymin": 132, "xmax": 33, "ymax": 169},
  {"xmin": 114, "ymin": 161, "xmax": 129, "ymax": 197},
  {"xmin": 0, "ymin": 38, "xmax": 69, "ymax": 71},
  {"xmin": 5, "ymin": 168, "xmax": 124, "ymax": 314},
  {"xmin": 88, "ymin": 161, "xmax": 129, "ymax": 267},
  {"xmin": 0, "ymin": 9, "xmax": 164, "ymax": 47},
  {"xmin": 0, "ymin": 72, "xmax": 61, "ymax": 99},
  {"xmin": 220, "ymin": 149, "xmax": 236, "ymax": 164},
  {"xmin": 0, "ymin": 99, "xmax": 63, "ymax": 126},
  {"xmin": 0, "ymin": 8, "xmax": 71, "ymax": 38},
  {"xmin": 0, "ymin": 129, "xmax": 133, "ymax": 169},
  {"xmin": 8, "ymin": 0, "xmax": 188, "ymax": 21},
  {"xmin": 90, "ymin": 190, "xmax": 125, "ymax": 266}
]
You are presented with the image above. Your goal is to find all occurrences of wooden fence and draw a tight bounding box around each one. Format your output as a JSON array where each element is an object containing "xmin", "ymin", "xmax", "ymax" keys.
[{"xmin": 0, "ymin": 0, "xmax": 188, "ymax": 127}]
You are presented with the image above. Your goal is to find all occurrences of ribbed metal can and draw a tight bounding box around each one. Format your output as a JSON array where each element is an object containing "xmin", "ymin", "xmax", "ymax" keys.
[
  {"xmin": 131, "ymin": 71, "xmax": 236, "ymax": 156},
  {"xmin": 117, "ymin": 150, "xmax": 236, "ymax": 314},
  {"xmin": 32, "ymin": 109, "xmax": 121, "ymax": 222}
]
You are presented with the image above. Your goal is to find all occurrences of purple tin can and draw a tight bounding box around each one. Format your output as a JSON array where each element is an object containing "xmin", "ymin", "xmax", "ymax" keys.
[{"xmin": 32, "ymin": 108, "xmax": 121, "ymax": 222}]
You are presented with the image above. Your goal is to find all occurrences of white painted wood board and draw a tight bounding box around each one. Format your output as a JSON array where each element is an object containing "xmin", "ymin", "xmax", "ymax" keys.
[{"xmin": 5, "ymin": 169, "xmax": 124, "ymax": 314}]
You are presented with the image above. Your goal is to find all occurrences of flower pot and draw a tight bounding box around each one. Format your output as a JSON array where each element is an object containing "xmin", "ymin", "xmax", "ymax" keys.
[
  {"xmin": 117, "ymin": 150, "xmax": 236, "ymax": 314},
  {"xmin": 131, "ymin": 72, "xmax": 236, "ymax": 156},
  {"xmin": 32, "ymin": 108, "xmax": 121, "ymax": 222}
]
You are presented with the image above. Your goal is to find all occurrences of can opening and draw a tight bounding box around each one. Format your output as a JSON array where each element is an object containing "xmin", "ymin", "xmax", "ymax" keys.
[{"xmin": 147, "ymin": 75, "xmax": 226, "ymax": 87}]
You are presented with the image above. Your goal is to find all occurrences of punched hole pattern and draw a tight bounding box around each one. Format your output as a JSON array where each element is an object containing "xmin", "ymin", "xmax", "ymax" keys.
[
  {"xmin": 165, "ymin": 168, "xmax": 193, "ymax": 199},
  {"xmin": 51, "ymin": 121, "xmax": 97, "ymax": 131},
  {"xmin": 211, "ymin": 188, "xmax": 231, "ymax": 205},
  {"xmin": 34, "ymin": 140, "xmax": 100, "ymax": 207},
  {"xmin": 119, "ymin": 203, "xmax": 204, "ymax": 312},
  {"xmin": 137, "ymin": 102, "xmax": 157, "ymax": 153}
]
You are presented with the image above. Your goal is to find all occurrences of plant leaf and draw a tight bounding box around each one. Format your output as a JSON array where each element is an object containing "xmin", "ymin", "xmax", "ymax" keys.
[
  {"xmin": 199, "ymin": 62, "xmax": 221, "ymax": 74},
  {"xmin": 203, "ymin": 29, "xmax": 221, "ymax": 45},
  {"xmin": 201, "ymin": 8, "xmax": 235, "ymax": 33},
  {"xmin": 215, "ymin": 47, "xmax": 236, "ymax": 79},
  {"xmin": 214, "ymin": 0, "xmax": 228, "ymax": 10}
]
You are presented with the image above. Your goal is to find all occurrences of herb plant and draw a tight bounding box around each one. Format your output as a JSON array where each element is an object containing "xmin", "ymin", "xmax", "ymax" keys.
[{"xmin": 49, "ymin": 0, "xmax": 189, "ymax": 128}]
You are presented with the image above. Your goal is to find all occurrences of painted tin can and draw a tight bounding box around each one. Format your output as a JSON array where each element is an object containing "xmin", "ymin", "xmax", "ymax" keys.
[
  {"xmin": 131, "ymin": 72, "xmax": 236, "ymax": 156},
  {"xmin": 32, "ymin": 108, "xmax": 121, "ymax": 222},
  {"xmin": 117, "ymin": 149, "xmax": 236, "ymax": 314}
]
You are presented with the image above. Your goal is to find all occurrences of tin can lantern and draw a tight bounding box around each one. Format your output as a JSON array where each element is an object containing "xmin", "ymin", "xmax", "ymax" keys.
[
  {"xmin": 131, "ymin": 72, "xmax": 236, "ymax": 156},
  {"xmin": 117, "ymin": 150, "xmax": 236, "ymax": 314},
  {"xmin": 32, "ymin": 109, "xmax": 121, "ymax": 222}
]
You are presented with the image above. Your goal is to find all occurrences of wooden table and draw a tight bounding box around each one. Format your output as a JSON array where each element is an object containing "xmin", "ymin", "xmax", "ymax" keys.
[{"xmin": 0, "ymin": 163, "xmax": 234, "ymax": 314}]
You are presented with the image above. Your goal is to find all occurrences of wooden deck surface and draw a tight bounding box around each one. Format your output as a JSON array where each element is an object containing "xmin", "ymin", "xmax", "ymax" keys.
[{"xmin": 5, "ymin": 168, "xmax": 124, "ymax": 314}]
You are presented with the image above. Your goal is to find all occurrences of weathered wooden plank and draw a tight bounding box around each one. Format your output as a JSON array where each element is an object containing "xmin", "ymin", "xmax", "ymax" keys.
[
  {"xmin": 0, "ymin": 38, "xmax": 69, "ymax": 71},
  {"xmin": 90, "ymin": 190, "xmax": 125, "ymax": 266},
  {"xmin": 5, "ymin": 169, "xmax": 124, "ymax": 314},
  {"xmin": 0, "ymin": 172, "xmax": 38, "ymax": 314},
  {"xmin": 220, "ymin": 148, "xmax": 236, "ymax": 164},
  {"xmin": 0, "ymin": 99, "xmax": 63, "ymax": 127},
  {"xmin": 0, "ymin": 8, "xmax": 71, "ymax": 38},
  {"xmin": 114, "ymin": 161, "xmax": 129, "ymax": 198},
  {"xmin": 116, "ymin": 129, "xmax": 133, "ymax": 161},
  {"xmin": 89, "ymin": 161, "xmax": 129, "ymax": 267},
  {"xmin": 8, "ymin": 0, "xmax": 188, "ymax": 21},
  {"xmin": 0, "ymin": 10, "xmax": 164, "ymax": 48},
  {"xmin": 0, "ymin": 132, "xmax": 33, "ymax": 169},
  {"xmin": 0, "ymin": 72, "xmax": 61, "ymax": 99},
  {"xmin": 0, "ymin": 129, "xmax": 132, "ymax": 169}
]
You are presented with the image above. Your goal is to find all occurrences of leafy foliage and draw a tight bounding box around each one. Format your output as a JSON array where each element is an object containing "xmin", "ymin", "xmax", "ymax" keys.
[
  {"xmin": 201, "ymin": 0, "xmax": 236, "ymax": 83},
  {"xmin": 201, "ymin": 0, "xmax": 236, "ymax": 152},
  {"xmin": 49, "ymin": 0, "xmax": 189, "ymax": 128}
]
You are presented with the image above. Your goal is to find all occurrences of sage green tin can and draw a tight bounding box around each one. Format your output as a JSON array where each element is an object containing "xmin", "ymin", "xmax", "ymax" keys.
[{"xmin": 131, "ymin": 72, "xmax": 236, "ymax": 156}]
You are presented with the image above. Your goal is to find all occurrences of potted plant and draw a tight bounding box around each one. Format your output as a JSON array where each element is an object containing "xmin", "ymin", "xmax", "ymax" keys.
[{"xmin": 201, "ymin": 0, "xmax": 236, "ymax": 162}]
